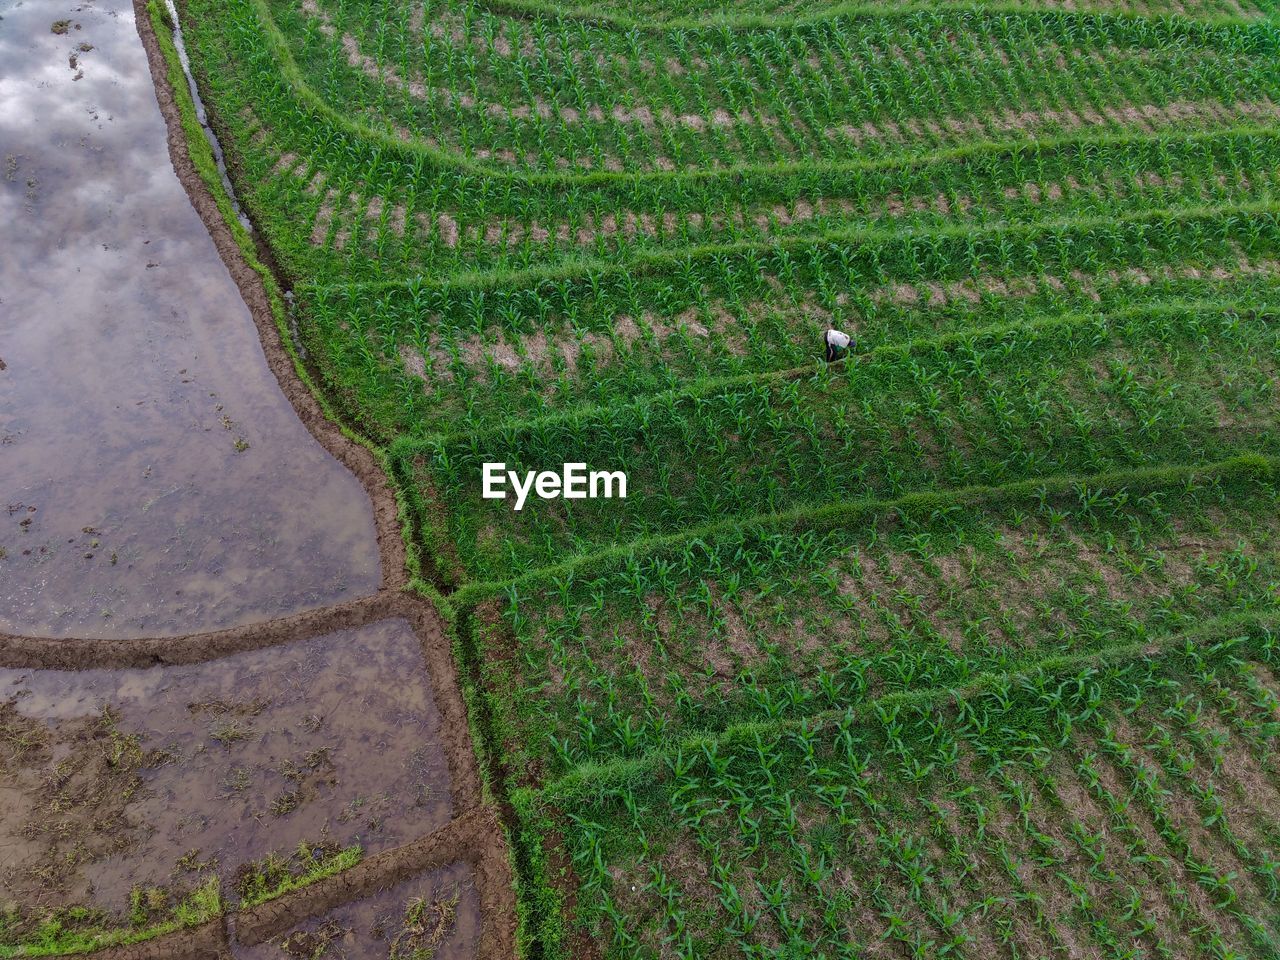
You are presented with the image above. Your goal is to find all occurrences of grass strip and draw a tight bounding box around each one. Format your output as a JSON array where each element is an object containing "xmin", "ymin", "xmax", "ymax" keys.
[
  {"xmin": 431, "ymin": 452, "xmax": 1280, "ymax": 605},
  {"xmin": 477, "ymin": 0, "xmax": 1265, "ymax": 33},
  {"xmin": 306, "ymin": 197, "xmax": 1280, "ymax": 296},
  {"xmin": 234, "ymin": 845, "xmax": 363, "ymax": 909},
  {"xmin": 0, "ymin": 878, "xmax": 222, "ymax": 959},
  {"xmin": 400, "ymin": 298, "xmax": 1267, "ymax": 449}
]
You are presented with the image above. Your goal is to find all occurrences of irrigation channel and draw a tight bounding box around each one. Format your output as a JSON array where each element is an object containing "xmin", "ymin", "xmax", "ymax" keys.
[{"xmin": 0, "ymin": 0, "xmax": 514, "ymax": 955}]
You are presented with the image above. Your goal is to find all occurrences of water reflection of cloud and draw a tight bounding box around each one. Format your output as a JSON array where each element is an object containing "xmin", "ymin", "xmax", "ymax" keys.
[{"xmin": 0, "ymin": 0, "xmax": 381, "ymax": 638}]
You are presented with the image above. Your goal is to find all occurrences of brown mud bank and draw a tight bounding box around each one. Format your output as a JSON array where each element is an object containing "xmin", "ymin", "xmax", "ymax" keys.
[
  {"xmin": 236, "ymin": 863, "xmax": 481, "ymax": 960},
  {"xmin": 0, "ymin": 0, "xmax": 383, "ymax": 639}
]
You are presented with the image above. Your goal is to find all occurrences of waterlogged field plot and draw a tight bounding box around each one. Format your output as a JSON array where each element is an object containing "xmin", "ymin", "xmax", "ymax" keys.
[
  {"xmin": 0, "ymin": 0, "xmax": 380, "ymax": 639},
  {"xmin": 0, "ymin": 620, "xmax": 451, "ymax": 954},
  {"xmin": 171, "ymin": 0, "xmax": 1280, "ymax": 952}
]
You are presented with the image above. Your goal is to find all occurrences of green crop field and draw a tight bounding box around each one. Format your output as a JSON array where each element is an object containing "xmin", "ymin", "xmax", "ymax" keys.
[{"xmin": 172, "ymin": 0, "xmax": 1280, "ymax": 953}]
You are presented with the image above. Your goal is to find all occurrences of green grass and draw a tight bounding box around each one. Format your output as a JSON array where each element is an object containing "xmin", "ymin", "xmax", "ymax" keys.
[
  {"xmin": 475, "ymin": 463, "xmax": 1280, "ymax": 780},
  {"xmin": 538, "ymin": 625, "xmax": 1280, "ymax": 957},
  {"xmin": 0, "ymin": 879, "xmax": 222, "ymax": 959},
  {"xmin": 233, "ymin": 843, "xmax": 364, "ymax": 909},
  {"xmin": 0, "ymin": 841, "xmax": 360, "ymax": 957},
  {"xmin": 169, "ymin": 0, "xmax": 1280, "ymax": 952},
  {"xmin": 399, "ymin": 302, "xmax": 1279, "ymax": 581}
]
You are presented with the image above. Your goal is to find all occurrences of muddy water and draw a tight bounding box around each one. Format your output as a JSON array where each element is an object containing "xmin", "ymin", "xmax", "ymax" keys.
[
  {"xmin": 0, "ymin": 619, "xmax": 451, "ymax": 916},
  {"xmin": 0, "ymin": 0, "xmax": 380, "ymax": 638},
  {"xmin": 234, "ymin": 861, "xmax": 481, "ymax": 960}
]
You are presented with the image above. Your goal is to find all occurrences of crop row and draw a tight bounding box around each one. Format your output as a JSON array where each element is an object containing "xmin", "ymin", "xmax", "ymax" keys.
[
  {"xmin": 256, "ymin": 124, "xmax": 1280, "ymax": 282},
  {"xmin": 179, "ymin": 0, "xmax": 1280, "ymax": 309},
  {"xmin": 472, "ymin": 457, "xmax": 1280, "ymax": 779},
  {"xmin": 185, "ymin": 0, "xmax": 1280, "ymax": 192},
  {"xmin": 478, "ymin": 0, "xmax": 1273, "ymax": 28},
  {"xmin": 302, "ymin": 206, "xmax": 1280, "ymax": 442},
  {"xmin": 397, "ymin": 300, "xmax": 1279, "ymax": 582},
  {"xmin": 525, "ymin": 624, "xmax": 1280, "ymax": 957},
  {"xmin": 278, "ymin": 0, "xmax": 1280, "ymax": 174}
]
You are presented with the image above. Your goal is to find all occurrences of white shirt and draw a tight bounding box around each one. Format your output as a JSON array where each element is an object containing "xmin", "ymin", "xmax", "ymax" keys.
[{"xmin": 826, "ymin": 329, "xmax": 851, "ymax": 349}]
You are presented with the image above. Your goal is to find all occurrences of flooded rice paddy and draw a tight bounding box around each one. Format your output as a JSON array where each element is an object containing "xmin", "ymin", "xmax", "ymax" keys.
[
  {"xmin": 0, "ymin": 0, "xmax": 500, "ymax": 951},
  {"xmin": 0, "ymin": 619, "xmax": 452, "ymax": 919},
  {"xmin": 234, "ymin": 862, "xmax": 481, "ymax": 960},
  {"xmin": 0, "ymin": 0, "xmax": 380, "ymax": 639}
]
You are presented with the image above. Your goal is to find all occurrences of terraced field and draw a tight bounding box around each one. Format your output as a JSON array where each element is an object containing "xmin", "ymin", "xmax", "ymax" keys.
[{"xmin": 171, "ymin": 0, "xmax": 1280, "ymax": 954}]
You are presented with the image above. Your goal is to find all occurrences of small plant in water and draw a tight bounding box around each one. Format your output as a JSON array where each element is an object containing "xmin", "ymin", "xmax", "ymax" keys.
[
  {"xmin": 281, "ymin": 919, "xmax": 347, "ymax": 959},
  {"xmin": 175, "ymin": 848, "xmax": 217, "ymax": 872},
  {"xmin": 388, "ymin": 888, "xmax": 461, "ymax": 960},
  {"xmin": 221, "ymin": 766, "xmax": 252, "ymax": 793},
  {"xmin": 97, "ymin": 706, "xmax": 143, "ymax": 769},
  {"xmin": 270, "ymin": 789, "xmax": 301, "ymax": 816},
  {"xmin": 209, "ymin": 718, "xmax": 252, "ymax": 744}
]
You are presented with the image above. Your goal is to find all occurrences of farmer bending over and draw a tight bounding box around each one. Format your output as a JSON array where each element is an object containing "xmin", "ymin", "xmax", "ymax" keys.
[{"xmin": 825, "ymin": 327, "xmax": 853, "ymax": 363}]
